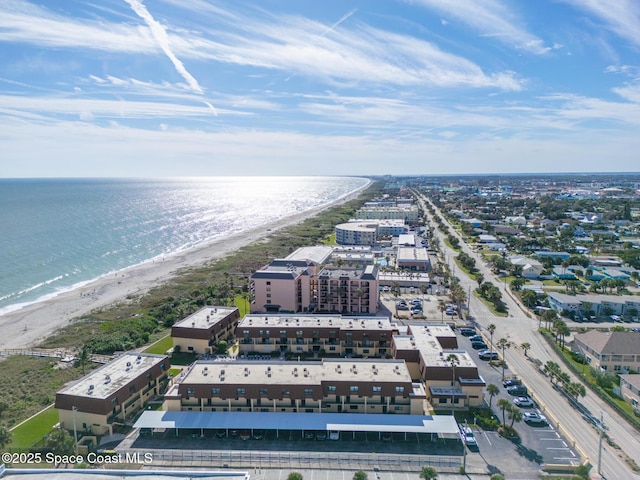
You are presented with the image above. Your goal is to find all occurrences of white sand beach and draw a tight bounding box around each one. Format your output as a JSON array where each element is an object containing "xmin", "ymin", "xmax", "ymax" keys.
[{"xmin": 0, "ymin": 181, "xmax": 371, "ymax": 351}]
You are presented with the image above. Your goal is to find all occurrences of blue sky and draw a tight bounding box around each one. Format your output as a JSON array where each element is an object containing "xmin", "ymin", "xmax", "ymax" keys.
[{"xmin": 1, "ymin": 0, "xmax": 640, "ymax": 177}]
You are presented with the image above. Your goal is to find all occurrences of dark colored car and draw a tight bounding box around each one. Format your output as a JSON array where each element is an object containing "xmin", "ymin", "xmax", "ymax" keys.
[
  {"xmin": 503, "ymin": 378, "xmax": 522, "ymax": 388},
  {"xmin": 460, "ymin": 328, "xmax": 477, "ymax": 336},
  {"xmin": 471, "ymin": 341, "xmax": 488, "ymax": 350}
]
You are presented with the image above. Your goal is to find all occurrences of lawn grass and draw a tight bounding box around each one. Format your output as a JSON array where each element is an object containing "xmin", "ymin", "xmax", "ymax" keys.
[
  {"xmin": 472, "ymin": 290, "xmax": 508, "ymax": 317},
  {"xmin": 143, "ymin": 335, "xmax": 173, "ymax": 355},
  {"xmin": 233, "ymin": 294, "xmax": 251, "ymax": 317},
  {"xmin": 9, "ymin": 405, "xmax": 59, "ymax": 449}
]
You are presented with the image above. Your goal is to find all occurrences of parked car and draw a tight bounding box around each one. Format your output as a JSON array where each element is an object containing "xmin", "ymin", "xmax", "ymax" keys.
[
  {"xmin": 469, "ymin": 335, "xmax": 484, "ymax": 342},
  {"xmin": 460, "ymin": 328, "xmax": 477, "ymax": 336},
  {"xmin": 410, "ymin": 299, "xmax": 422, "ymax": 306},
  {"xmin": 507, "ymin": 385, "xmax": 528, "ymax": 396},
  {"xmin": 239, "ymin": 430, "xmax": 251, "ymax": 440},
  {"xmin": 316, "ymin": 431, "xmax": 327, "ymax": 440},
  {"xmin": 471, "ymin": 341, "xmax": 488, "ymax": 350},
  {"xmin": 513, "ymin": 396, "xmax": 534, "ymax": 408},
  {"xmin": 411, "ymin": 308, "xmax": 423, "ymax": 315},
  {"xmin": 304, "ymin": 431, "xmax": 315, "ymax": 440},
  {"xmin": 329, "ymin": 430, "xmax": 340, "ymax": 440},
  {"xmin": 524, "ymin": 412, "xmax": 547, "ymax": 425},
  {"xmin": 478, "ymin": 350, "xmax": 499, "ymax": 360},
  {"xmin": 459, "ymin": 425, "xmax": 477, "ymax": 447},
  {"xmin": 381, "ymin": 432, "xmax": 393, "ymax": 442},
  {"xmin": 503, "ymin": 378, "xmax": 522, "ymax": 388},
  {"xmin": 253, "ymin": 429, "xmax": 265, "ymax": 440}
]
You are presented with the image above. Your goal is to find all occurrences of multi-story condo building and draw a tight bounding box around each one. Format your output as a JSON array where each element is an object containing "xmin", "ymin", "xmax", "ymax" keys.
[
  {"xmin": 250, "ymin": 261, "xmax": 379, "ymax": 315},
  {"xmin": 171, "ymin": 306, "xmax": 240, "ymax": 354},
  {"xmin": 163, "ymin": 358, "xmax": 426, "ymax": 415},
  {"xmin": 573, "ymin": 330, "xmax": 640, "ymax": 373},
  {"xmin": 355, "ymin": 206, "xmax": 419, "ymax": 223},
  {"xmin": 335, "ymin": 221, "xmax": 378, "ymax": 246},
  {"xmin": 315, "ymin": 266, "xmax": 379, "ymax": 314},
  {"xmin": 393, "ymin": 325, "xmax": 485, "ymax": 409},
  {"xmin": 236, "ymin": 314, "xmax": 397, "ymax": 357},
  {"xmin": 55, "ymin": 353, "xmax": 170, "ymax": 435}
]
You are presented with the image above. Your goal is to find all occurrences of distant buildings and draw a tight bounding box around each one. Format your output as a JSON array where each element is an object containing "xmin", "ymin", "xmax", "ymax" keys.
[{"xmin": 619, "ymin": 374, "xmax": 640, "ymax": 411}]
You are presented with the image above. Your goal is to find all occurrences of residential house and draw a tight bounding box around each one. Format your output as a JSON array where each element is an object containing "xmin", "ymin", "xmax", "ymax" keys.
[{"xmin": 573, "ymin": 330, "xmax": 640, "ymax": 373}]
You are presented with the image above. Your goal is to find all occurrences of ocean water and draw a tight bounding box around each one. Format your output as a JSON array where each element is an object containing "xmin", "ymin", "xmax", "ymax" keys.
[{"xmin": 0, "ymin": 176, "xmax": 368, "ymax": 315}]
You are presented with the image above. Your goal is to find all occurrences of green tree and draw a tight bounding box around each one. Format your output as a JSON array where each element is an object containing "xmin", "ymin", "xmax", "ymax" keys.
[
  {"xmin": 496, "ymin": 338, "xmax": 511, "ymax": 380},
  {"xmin": 287, "ymin": 473, "xmax": 304, "ymax": 480},
  {"xmin": 490, "ymin": 474, "xmax": 505, "ymax": 480},
  {"xmin": 488, "ymin": 323, "xmax": 496, "ymax": 352},
  {"xmin": 520, "ymin": 342, "xmax": 531, "ymax": 357},
  {"xmin": 543, "ymin": 361, "xmax": 562, "ymax": 385},
  {"xmin": 419, "ymin": 465, "xmax": 438, "ymax": 480},
  {"xmin": 497, "ymin": 398, "xmax": 511, "ymax": 427},
  {"xmin": 217, "ymin": 340, "xmax": 228, "ymax": 354},
  {"xmin": 510, "ymin": 277, "xmax": 525, "ymax": 291},
  {"xmin": 44, "ymin": 428, "xmax": 76, "ymax": 456},
  {"xmin": 486, "ymin": 383, "xmax": 499, "ymax": 408},
  {"xmin": 507, "ymin": 404, "xmax": 523, "ymax": 428},
  {"xmin": 0, "ymin": 423, "xmax": 12, "ymax": 450},
  {"xmin": 353, "ymin": 471, "xmax": 368, "ymax": 480}
]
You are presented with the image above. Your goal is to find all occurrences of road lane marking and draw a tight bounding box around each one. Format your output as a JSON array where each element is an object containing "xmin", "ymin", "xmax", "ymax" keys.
[{"xmin": 482, "ymin": 431, "xmax": 492, "ymax": 446}]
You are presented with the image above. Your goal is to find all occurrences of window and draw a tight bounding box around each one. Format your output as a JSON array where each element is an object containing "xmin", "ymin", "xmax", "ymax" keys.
[
  {"xmin": 259, "ymin": 388, "xmax": 268, "ymax": 395},
  {"xmin": 266, "ymin": 300, "xmax": 271, "ymax": 304},
  {"xmin": 350, "ymin": 386, "xmax": 359, "ymax": 392},
  {"xmin": 282, "ymin": 389, "xmax": 290, "ymax": 396},
  {"xmin": 304, "ymin": 389, "xmax": 313, "ymax": 396},
  {"xmin": 372, "ymin": 386, "xmax": 382, "ymax": 393},
  {"xmin": 211, "ymin": 388, "xmax": 220, "ymax": 395},
  {"xmin": 363, "ymin": 349, "xmax": 369, "ymax": 354},
  {"xmin": 395, "ymin": 386, "xmax": 404, "ymax": 393},
  {"xmin": 329, "ymin": 346, "xmax": 336, "ymax": 351},
  {"xmin": 394, "ymin": 406, "xmax": 403, "ymax": 411},
  {"xmin": 186, "ymin": 388, "xmax": 195, "ymax": 395},
  {"xmin": 266, "ymin": 294, "xmax": 271, "ymax": 298},
  {"xmin": 237, "ymin": 388, "xmax": 245, "ymax": 395},
  {"xmin": 328, "ymin": 386, "xmax": 336, "ymax": 392},
  {"xmin": 266, "ymin": 281, "xmax": 271, "ymax": 286},
  {"xmin": 438, "ymin": 398, "xmax": 447, "ymax": 404},
  {"xmin": 350, "ymin": 405, "xmax": 359, "ymax": 410}
]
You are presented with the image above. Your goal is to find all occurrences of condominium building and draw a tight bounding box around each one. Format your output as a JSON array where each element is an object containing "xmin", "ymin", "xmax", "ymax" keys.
[
  {"xmin": 393, "ymin": 325, "xmax": 485, "ymax": 409},
  {"xmin": 315, "ymin": 266, "xmax": 379, "ymax": 314},
  {"xmin": 619, "ymin": 374, "xmax": 640, "ymax": 412},
  {"xmin": 236, "ymin": 314, "xmax": 397, "ymax": 357},
  {"xmin": 163, "ymin": 358, "xmax": 426, "ymax": 415},
  {"xmin": 171, "ymin": 306, "xmax": 240, "ymax": 355},
  {"xmin": 355, "ymin": 206, "xmax": 419, "ymax": 223},
  {"xmin": 396, "ymin": 247, "xmax": 431, "ymax": 271},
  {"xmin": 335, "ymin": 222, "xmax": 378, "ymax": 246},
  {"xmin": 55, "ymin": 353, "xmax": 170, "ymax": 435},
  {"xmin": 250, "ymin": 260, "xmax": 379, "ymax": 315},
  {"xmin": 573, "ymin": 330, "xmax": 640, "ymax": 373}
]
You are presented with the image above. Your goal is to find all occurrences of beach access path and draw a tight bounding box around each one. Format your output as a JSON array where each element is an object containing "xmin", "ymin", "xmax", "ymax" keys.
[{"xmin": 0, "ymin": 181, "xmax": 371, "ymax": 352}]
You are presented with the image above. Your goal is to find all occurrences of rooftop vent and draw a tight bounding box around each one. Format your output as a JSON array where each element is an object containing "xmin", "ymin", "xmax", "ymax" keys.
[
  {"xmin": 104, "ymin": 375, "xmax": 111, "ymax": 384},
  {"xmin": 88, "ymin": 384, "xmax": 94, "ymax": 393}
]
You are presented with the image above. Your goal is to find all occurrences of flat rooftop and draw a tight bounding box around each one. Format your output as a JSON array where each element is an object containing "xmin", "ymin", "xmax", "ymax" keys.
[
  {"xmin": 397, "ymin": 247, "xmax": 429, "ymax": 262},
  {"xmin": 173, "ymin": 306, "xmax": 238, "ymax": 330},
  {"xmin": 238, "ymin": 314, "xmax": 394, "ymax": 331},
  {"xmin": 177, "ymin": 358, "xmax": 412, "ymax": 386},
  {"xmin": 134, "ymin": 410, "xmax": 459, "ymax": 436},
  {"xmin": 285, "ymin": 245, "xmax": 334, "ymax": 264},
  {"xmin": 57, "ymin": 353, "xmax": 167, "ymax": 400},
  {"xmin": 395, "ymin": 326, "xmax": 476, "ymax": 368}
]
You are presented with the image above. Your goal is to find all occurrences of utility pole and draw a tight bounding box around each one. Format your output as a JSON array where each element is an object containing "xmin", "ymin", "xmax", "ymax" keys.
[{"xmin": 597, "ymin": 411, "xmax": 605, "ymax": 476}]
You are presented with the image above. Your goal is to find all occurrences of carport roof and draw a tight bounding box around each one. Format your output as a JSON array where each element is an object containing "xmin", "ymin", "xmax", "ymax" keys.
[{"xmin": 134, "ymin": 411, "xmax": 459, "ymax": 435}]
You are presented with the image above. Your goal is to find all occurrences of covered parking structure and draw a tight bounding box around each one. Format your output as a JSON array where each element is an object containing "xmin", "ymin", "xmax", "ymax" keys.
[{"xmin": 134, "ymin": 411, "xmax": 460, "ymax": 442}]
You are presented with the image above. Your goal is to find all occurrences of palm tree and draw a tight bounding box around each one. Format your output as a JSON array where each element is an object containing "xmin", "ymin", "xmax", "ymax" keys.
[
  {"xmin": 486, "ymin": 383, "xmax": 499, "ymax": 408},
  {"xmin": 496, "ymin": 338, "xmax": 511, "ymax": 380},
  {"xmin": 567, "ymin": 382, "xmax": 586, "ymax": 401},
  {"xmin": 507, "ymin": 404, "xmax": 523, "ymax": 428},
  {"xmin": 438, "ymin": 299, "xmax": 446, "ymax": 320},
  {"xmin": 446, "ymin": 353, "xmax": 460, "ymax": 415},
  {"xmin": 520, "ymin": 342, "xmax": 531, "ymax": 357},
  {"xmin": 488, "ymin": 323, "xmax": 496, "ymax": 352},
  {"xmin": 476, "ymin": 273, "xmax": 485, "ymax": 287},
  {"xmin": 497, "ymin": 398, "xmax": 511, "ymax": 427},
  {"xmin": 543, "ymin": 361, "xmax": 561, "ymax": 384}
]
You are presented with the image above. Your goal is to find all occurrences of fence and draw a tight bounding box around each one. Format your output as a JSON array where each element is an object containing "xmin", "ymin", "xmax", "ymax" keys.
[{"xmin": 118, "ymin": 448, "xmax": 462, "ymax": 472}]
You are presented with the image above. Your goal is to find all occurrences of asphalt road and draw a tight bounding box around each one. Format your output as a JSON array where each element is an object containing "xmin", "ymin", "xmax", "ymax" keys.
[{"xmin": 416, "ymin": 191, "xmax": 640, "ymax": 480}]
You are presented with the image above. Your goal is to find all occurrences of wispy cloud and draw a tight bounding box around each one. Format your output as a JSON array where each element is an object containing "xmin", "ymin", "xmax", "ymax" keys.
[
  {"xmin": 562, "ymin": 0, "xmax": 640, "ymax": 48},
  {"xmin": 124, "ymin": 0, "xmax": 203, "ymax": 94},
  {"xmin": 409, "ymin": 0, "xmax": 553, "ymax": 55}
]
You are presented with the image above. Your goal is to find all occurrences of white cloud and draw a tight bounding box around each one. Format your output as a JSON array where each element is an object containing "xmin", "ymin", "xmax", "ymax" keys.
[
  {"xmin": 410, "ymin": 0, "xmax": 552, "ymax": 54},
  {"xmin": 562, "ymin": 0, "xmax": 640, "ymax": 48}
]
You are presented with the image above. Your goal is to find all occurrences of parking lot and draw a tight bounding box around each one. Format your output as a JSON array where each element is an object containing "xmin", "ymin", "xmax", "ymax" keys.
[{"xmin": 457, "ymin": 333, "xmax": 580, "ymax": 469}]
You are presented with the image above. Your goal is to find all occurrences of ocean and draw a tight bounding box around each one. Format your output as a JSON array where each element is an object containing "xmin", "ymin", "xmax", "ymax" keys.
[{"xmin": 0, "ymin": 176, "xmax": 368, "ymax": 315}]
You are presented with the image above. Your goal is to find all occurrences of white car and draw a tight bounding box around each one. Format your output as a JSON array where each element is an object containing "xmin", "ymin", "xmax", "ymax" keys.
[
  {"xmin": 459, "ymin": 426, "xmax": 477, "ymax": 447},
  {"xmin": 523, "ymin": 412, "xmax": 547, "ymax": 424},
  {"xmin": 513, "ymin": 396, "xmax": 534, "ymax": 408}
]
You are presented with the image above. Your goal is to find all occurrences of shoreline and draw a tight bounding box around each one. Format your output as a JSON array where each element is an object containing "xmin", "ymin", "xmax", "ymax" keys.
[{"xmin": 0, "ymin": 179, "xmax": 372, "ymax": 351}]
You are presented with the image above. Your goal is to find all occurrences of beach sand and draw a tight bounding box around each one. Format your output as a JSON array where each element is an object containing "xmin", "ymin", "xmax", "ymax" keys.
[{"xmin": 0, "ymin": 181, "xmax": 371, "ymax": 351}]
